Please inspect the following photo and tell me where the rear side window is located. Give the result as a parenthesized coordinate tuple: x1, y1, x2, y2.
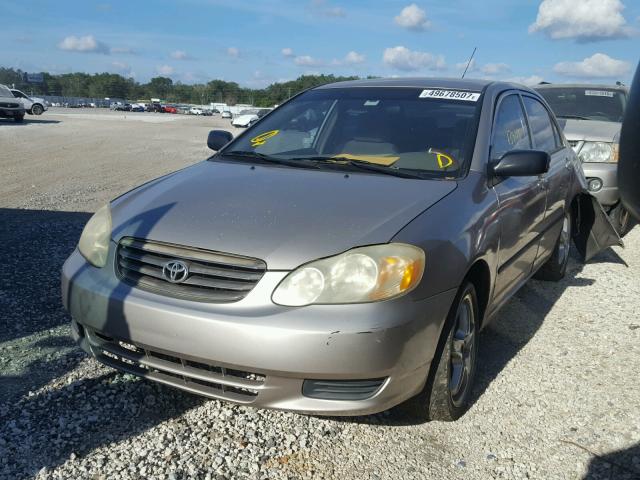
(522, 96, 557, 153)
(491, 94, 531, 159)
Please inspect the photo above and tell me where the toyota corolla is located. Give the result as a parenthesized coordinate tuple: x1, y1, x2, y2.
(62, 78, 619, 421)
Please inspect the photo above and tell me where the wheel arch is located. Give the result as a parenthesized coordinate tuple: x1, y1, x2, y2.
(461, 258, 491, 329)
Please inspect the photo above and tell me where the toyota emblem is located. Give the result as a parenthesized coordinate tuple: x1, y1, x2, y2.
(162, 260, 189, 283)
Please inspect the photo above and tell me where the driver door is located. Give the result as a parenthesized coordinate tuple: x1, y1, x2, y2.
(490, 93, 548, 305)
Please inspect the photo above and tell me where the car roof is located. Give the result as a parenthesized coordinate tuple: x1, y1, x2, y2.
(535, 83, 628, 92)
(314, 77, 522, 92)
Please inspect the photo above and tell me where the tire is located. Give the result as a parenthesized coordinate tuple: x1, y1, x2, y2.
(31, 104, 44, 115)
(609, 202, 634, 238)
(401, 282, 479, 422)
(534, 210, 571, 281)
(14, 114, 24, 123)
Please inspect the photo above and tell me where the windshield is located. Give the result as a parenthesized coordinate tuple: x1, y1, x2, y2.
(220, 87, 482, 178)
(537, 87, 627, 123)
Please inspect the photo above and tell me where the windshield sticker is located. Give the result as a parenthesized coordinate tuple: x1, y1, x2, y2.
(364, 100, 380, 106)
(419, 89, 480, 102)
(250, 130, 279, 147)
(428, 149, 455, 169)
(585, 90, 614, 97)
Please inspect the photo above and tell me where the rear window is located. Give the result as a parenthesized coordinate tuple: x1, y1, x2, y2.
(536, 87, 627, 123)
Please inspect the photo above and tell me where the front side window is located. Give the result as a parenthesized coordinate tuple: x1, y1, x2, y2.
(491, 94, 531, 159)
(522, 96, 557, 153)
(220, 87, 482, 178)
(536, 87, 627, 123)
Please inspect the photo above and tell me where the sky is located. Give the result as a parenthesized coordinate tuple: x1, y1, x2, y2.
(1, 0, 639, 88)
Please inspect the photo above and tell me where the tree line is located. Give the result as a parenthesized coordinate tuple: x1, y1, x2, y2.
(0, 67, 361, 107)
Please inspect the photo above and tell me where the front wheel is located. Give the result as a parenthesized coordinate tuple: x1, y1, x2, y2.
(31, 104, 44, 115)
(402, 282, 479, 422)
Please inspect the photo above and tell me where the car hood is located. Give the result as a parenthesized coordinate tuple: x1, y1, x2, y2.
(557, 118, 621, 143)
(110, 161, 456, 269)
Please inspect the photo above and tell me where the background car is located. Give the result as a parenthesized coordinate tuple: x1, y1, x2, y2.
(10, 88, 48, 115)
(189, 107, 203, 115)
(163, 105, 178, 114)
(221, 110, 232, 119)
(536, 83, 634, 236)
(130, 104, 145, 112)
(231, 109, 259, 127)
(0, 83, 26, 122)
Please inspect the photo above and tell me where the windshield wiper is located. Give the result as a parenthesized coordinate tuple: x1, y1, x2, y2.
(220, 151, 320, 169)
(556, 114, 591, 120)
(293, 156, 426, 179)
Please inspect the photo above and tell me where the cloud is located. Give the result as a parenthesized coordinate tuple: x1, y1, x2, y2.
(553, 53, 631, 78)
(111, 61, 135, 77)
(311, 0, 346, 17)
(281, 47, 295, 57)
(394, 4, 431, 31)
(57, 35, 109, 54)
(110, 46, 135, 55)
(529, 0, 634, 42)
(343, 51, 365, 65)
(294, 55, 323, 67)
(455, 58, 477, 72)
(227, 47, 240, 58)
(170, 50, 191, 60)
(481, 63, 510, 75)
(382, 46, 444, 71)
(156, 64, 174, 75)
(506, 75, 544, 85)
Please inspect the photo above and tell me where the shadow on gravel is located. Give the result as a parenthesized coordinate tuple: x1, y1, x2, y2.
(583, 442, 640, 479)
(0, 118, 61, 125)
(1, 369, 204, 477)
(0, 208, 90, 343)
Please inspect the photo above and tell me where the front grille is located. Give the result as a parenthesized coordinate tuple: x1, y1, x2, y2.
(87, 329, 264, 402)
(0, 102, 20, 108)
(116, 237, 266, 302)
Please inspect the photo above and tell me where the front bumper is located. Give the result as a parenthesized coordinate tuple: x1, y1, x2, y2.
(582, 162, 619, 206)
(62, 246, 455, 415)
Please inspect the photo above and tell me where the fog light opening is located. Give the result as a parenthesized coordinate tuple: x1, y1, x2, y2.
(588, 178, 603, 192)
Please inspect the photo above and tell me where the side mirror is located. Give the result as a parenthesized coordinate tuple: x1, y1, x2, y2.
(491, 150, 550, 177)
(207, 130, 233, 151)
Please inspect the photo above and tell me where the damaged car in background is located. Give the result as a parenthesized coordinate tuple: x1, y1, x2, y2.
(536, 83, 635, 236)
(63, 78, 620, 421)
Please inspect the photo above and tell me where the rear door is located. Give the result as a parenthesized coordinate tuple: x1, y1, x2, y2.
(491, 93, 548, 305)
(521, 94, 572, 268)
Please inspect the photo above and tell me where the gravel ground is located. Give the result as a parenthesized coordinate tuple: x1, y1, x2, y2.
(1, 110, 639, 480)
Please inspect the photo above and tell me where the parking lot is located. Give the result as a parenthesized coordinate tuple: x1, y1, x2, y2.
(1, 109, 639, 479)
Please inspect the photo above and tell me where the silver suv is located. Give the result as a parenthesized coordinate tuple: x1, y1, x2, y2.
(0, 84, 26, 122)
(536, 83, 634, 236)
(10, 88, 48, 115)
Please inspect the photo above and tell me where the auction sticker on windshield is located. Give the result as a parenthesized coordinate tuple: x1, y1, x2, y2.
(419, 89, 480, 101)
(585, 90, 614, 97)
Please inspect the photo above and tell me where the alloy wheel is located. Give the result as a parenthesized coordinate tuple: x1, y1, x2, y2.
(449, 293, 476, 407)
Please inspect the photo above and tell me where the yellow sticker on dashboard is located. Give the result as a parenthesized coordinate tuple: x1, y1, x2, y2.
(436, 152, 454, 169)
(251, 130, 279, 147)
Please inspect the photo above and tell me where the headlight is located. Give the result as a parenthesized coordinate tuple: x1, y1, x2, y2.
(272, 244, 425, 306)
(578, 142, 618, 163)
(78, 204, 112, 267)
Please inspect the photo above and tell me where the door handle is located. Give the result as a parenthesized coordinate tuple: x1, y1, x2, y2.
(564, 158, 572, 170)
